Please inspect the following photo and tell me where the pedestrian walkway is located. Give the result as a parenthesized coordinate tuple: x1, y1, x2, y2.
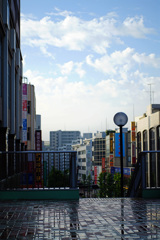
(0, 198, 160, 239)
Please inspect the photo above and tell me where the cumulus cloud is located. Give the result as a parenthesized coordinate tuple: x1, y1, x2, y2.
(86, 48, 160, 77)
(21, 12, 154, 55)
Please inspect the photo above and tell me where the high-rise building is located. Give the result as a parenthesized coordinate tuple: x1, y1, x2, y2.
(50, 130, 81, 150)
(0, 0, 23, 151)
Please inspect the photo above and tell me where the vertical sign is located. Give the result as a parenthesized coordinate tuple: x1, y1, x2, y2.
(131, 122, 136, 164)
(110, 133, 113, 154)
(102, 158, 105, 173)
(35, 130, 43, 187)
(109, 155, 114, 167)
(94, 166, 97, 184)
(115, 133, 125, 157)
(22, 83, 27, 145)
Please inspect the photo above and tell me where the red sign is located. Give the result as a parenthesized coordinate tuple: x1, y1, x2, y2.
(102, 158, 105, 173)
(35, 130, 43, 187)
(94, 166, 97, 184)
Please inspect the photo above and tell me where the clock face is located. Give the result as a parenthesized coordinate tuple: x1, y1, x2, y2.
(113, 112, 128, 126)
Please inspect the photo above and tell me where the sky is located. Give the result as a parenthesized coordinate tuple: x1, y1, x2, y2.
(21, 0, 160, 141)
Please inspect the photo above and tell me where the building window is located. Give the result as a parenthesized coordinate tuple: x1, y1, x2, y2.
(27, 101, 31, 114)
(143, 130, 148, 151)
(157, 126, 160, 187)
(8, 63, 11, 109)
(27, 127, 31, 141)
(137, 132, 141, 155)
(0, 37, 1, 97)
(149, 128, 156, 187)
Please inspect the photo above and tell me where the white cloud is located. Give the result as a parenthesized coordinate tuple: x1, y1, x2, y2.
(24, 69, 160, 140)
(57, 61, 86, 78)
(86, 48, 160, 78)
(21, 13, 154, 55)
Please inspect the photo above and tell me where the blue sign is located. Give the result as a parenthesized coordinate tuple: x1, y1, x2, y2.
(111, 167, 131, 176)
(115, 133, 125, 157)
(23, 119, 27, 130)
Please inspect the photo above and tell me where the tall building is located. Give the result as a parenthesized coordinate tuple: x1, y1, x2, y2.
(72, 139, 92, 181)
(36, 114, 41, 130)
(0, 0, 23, 151)
(136, 104, 160, 188)
(50, 130, 81, 150)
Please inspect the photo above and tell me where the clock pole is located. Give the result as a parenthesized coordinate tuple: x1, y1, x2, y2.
(113, 112, 128, 198)
(120, 125, 124, 197)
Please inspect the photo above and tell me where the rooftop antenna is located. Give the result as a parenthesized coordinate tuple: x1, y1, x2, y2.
(133, 104, 135, 121)
(147, 83, 154, 104)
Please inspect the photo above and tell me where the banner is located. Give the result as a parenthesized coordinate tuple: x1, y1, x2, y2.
(115, 133, 125, 157)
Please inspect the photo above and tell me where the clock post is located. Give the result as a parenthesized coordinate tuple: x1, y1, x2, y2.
(113, 112, 128, 197)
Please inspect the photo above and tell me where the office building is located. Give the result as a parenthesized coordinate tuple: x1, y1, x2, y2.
(0, 0, 23, 151)
(50, 130, 81, 150)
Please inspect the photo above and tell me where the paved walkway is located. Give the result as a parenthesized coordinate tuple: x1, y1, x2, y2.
(0, 198, 160, 239)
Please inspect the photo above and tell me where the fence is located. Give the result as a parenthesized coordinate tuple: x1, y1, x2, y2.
(0, 151, 77, 190)
(127, 150, 160, 197)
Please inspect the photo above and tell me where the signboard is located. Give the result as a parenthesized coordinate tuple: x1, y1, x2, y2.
(110, 133, 113, 153)
(22, 83, 27, 145)
(111, 167, 131, 176)
(35, 130, 43, 187)
(115, 133, 125, 157)
(102, 158, 105, 173)
(109, 155, 114, 167)
(131, 122, 136, 164)
(94, 166, 97, 184)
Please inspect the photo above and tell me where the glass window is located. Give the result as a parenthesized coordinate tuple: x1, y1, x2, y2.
(137, 132, 141, 154)
(149, 128, 156, 187)
(157, 126, 160, 187)
(0, 38, 1, 97)
(143, 130, 148, 151)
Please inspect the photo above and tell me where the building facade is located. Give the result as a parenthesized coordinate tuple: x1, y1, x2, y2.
(136, 104, 160, 188)
(50, 130, 81, 150)
(72, 139, 92, 181)
(0, 0, 23, 151)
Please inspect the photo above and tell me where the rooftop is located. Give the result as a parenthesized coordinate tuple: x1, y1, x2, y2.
(0, 198, 160, 239)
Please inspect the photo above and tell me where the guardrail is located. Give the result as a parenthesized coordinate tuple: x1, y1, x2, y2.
(127, 150, 160, 197)
(0, 151, 77, 190)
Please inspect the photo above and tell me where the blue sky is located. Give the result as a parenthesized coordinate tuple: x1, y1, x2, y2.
(21, 0, 160, 140)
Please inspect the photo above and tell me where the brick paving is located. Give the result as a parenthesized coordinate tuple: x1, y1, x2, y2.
(0, 198, 160, 239)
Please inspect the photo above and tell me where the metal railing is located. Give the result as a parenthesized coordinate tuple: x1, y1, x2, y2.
(127, 150, 160, 197)
(0, 151, 77, 190)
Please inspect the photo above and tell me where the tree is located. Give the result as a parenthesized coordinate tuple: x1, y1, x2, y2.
(48, 167, 69, 188)
(113, 173, 121, 197)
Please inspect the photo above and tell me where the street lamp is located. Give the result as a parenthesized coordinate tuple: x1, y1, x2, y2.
(113, 112, 128, 197)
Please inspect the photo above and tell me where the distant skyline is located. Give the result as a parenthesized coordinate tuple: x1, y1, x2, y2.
(21, 0, 160, 141)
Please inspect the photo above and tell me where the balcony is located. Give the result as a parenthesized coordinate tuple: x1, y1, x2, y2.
(0, 151, 79, 200)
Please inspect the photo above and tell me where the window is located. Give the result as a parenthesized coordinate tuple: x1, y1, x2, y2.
(0, 38, 1, 97)
(149, 128, 156, 187)
(27, 127, 31, 141)
(8, 63, 11, 109)
(27, 101, 31, 114)
(143, 130, 148, 151)
(137, 132, 141, 155)
(157, 126, 160, 187)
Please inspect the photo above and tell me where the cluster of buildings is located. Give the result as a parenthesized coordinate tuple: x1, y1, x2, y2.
(0, 0, 41, 152)
(1, 1, 160, 187)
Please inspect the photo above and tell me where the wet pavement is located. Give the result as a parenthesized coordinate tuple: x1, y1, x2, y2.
(0, 198, 160, 239)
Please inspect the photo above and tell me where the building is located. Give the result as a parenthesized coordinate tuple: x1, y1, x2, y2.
(105, 129, 133, 177)
(0, 0, 23, 151)
(136, 104, 160, 188)
(36, 115, 41, 130)
(22, 82, 36, 150)
(50, 130, 81, 150)
(72, 139, 92, 181)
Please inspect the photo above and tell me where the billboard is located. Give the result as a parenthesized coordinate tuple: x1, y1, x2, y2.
(22, 83, 27, 145)
(115, 133, 125, 157)
(35, 130, 43, 187)
(102, 158, 105, 173)
(131, 122, 136, 164)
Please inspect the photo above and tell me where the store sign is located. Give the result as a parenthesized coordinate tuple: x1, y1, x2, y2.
(22, 83, 27, 144)
(115, 133, 125, 157)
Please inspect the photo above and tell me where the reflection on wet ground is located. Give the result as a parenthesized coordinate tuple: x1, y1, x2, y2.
(0, 198, 160, 239)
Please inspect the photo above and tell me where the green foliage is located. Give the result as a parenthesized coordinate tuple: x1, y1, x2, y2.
(98, 172, 130, 198)
(48, 167, 69, 187)
(113, 173, 121, 197)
